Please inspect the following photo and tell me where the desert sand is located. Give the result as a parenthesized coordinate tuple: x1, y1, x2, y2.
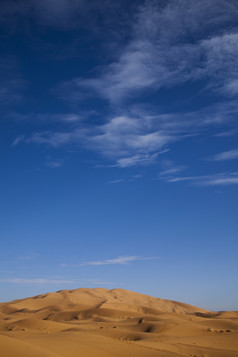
(0, 288, 237, 357)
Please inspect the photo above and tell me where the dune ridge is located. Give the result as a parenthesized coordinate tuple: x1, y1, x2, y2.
(0, 288, 237, 356)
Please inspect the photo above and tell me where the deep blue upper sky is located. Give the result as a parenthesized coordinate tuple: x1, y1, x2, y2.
(0, 0, 238, 310)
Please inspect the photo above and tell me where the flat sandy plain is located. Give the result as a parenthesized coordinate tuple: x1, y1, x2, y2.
(0, 288, 237, 357)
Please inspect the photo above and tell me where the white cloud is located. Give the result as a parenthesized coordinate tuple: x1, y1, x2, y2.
(215, 128, 238, 137)
(10, 112, 83, 123)
(108, 179, 125, 184)
(11, 2, 238, 169)
(45, 161, 63, 168)
(12, 135, 25, 146)
(212, 149, 238, 161)
(204, 177, 238, 185)
(0, 277, 112, 285)
(0, 278, 76, 284)
(200, 33, 238, 95)
(25, 115, 174, 166)
(80, 255, 158, 266)
(163, 172, 238, 186)
(88, 280, 112, 285)
(113, 153, 160, 168)
(22, 101, 238, 168)
(159, 165, 186, 176)
(26, 130, 83, 148)
(223, 79, 238, 96)
(85, 115, 175, 165)
(108, 174, 143, 184)
(39, 113, 83, 123)
(61, 2, 238, 103)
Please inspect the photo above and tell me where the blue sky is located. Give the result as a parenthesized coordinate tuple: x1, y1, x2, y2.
(0, 0, 238, 310)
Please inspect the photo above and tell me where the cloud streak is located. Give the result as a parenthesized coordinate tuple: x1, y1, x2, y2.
(24, 115, 177, 166)
(162, 172, 238, 186)
(159, 164, 186, 176)
(45, 161, 63, 168)
(21, 100, 238, 169)
(0, 278, 112, 285)
(7, 1, 238, 172)
(61, 1, 238, 103)
(12, 135, 25, 147)
(79, 255, 158, 266)
(0, 278, 76, 284)
(211, 149, 238, 161)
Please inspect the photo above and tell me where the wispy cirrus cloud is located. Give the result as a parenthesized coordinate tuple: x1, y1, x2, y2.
(79, 255, 158, 266)
(0, 278, 112, 285)
(10, 1, 238, 171)
(215, 128, 238, 137)
(113, 152, 166, 168)
(0, 278, 76, 284)
(10, 112, 83, 124)
(86, 116, 176, 164)
(159, 167, 186, 176)
(161, 172, 238, 186)
(64, 33, 238, 104)
(25, 130, 83, 148)
(108, 179, 125, 184)
(108, 173, 143, 184)
(60, 1, 238, 104)
(12, 135, 25, 147)
(23, 115, 176, 166)
(19, 100, 238, 168)
(210, 149, 238, 161)
(45, 161, 63, 168)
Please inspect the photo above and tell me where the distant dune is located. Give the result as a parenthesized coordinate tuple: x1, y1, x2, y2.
(0, 288, 237, 357)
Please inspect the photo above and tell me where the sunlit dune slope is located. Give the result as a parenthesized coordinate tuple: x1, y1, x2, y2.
(0, 288, 237, 357)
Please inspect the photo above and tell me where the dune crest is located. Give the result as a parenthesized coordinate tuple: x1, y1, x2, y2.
(0, 288, 237, 357)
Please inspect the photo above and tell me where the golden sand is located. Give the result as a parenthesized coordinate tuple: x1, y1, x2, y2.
(0, 288, 237, 356)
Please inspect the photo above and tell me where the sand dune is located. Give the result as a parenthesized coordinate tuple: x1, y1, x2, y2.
(0, 288, 237, 357)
